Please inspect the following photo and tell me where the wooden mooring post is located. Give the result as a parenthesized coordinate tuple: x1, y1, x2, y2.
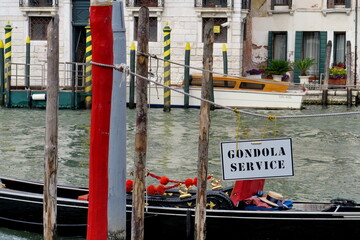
(346, 41, 352, 107)
(195, 18, 214, 240)
(43, 14, 59, 240)
(322, 40, 332, 106)
(132, 6, 149, 240)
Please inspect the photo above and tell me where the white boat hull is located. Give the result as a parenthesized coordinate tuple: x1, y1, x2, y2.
(128, 85, 306, 110)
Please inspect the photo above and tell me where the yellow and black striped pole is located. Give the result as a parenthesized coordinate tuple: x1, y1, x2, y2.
(4, 21, 13, 108)
(163, 22, 172, 112)
(129, 42, 136, 109)
(0, 40, 4, 106)
(85, 23, 92, 109)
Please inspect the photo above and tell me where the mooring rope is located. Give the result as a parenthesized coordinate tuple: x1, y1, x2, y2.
(90, 60, 360, 119)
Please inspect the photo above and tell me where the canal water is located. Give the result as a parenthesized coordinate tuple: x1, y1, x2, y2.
(1, 105, 360, 238)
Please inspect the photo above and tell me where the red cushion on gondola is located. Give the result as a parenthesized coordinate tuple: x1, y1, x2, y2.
(78, 194, 89, 201)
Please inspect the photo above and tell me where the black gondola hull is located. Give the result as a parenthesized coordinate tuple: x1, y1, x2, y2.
(0, 177, 360, 239)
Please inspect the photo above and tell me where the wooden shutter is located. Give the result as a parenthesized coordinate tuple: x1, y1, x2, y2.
(294, 31, 303, 83)
(268, 31, 273, 64)
(319, 31, 328, 77)
(345, 0, 350, 8)
(327, 0, 334, 8)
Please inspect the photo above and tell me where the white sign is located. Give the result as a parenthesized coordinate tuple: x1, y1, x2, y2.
(220, 138, 293, 181)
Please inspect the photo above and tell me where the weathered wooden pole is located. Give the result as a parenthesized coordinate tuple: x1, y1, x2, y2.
(87, 0, 113, 239)
(85, 22, 92, 109)
(129, 42, 136, 109)
(132, 6, 149, 240)
(322, 40, 332, 106)
(194, 18, 214, 240)
(0, 40, 4, 106)
(107, 1, 126, 239)
(163, 22, 172, 112)
(346, 41, 352, 107)
(184, 42, 190, 108)
(25, 36, 30, 89)
(43, 14, 59, 240)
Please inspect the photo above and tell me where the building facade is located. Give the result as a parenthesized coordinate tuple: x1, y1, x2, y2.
(243, 0, 356, 83)
(0, 0, 358, 86)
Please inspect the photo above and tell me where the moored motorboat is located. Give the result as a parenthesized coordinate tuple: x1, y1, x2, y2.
(128, 74, 307, 110)
(0, 176, 359, 239)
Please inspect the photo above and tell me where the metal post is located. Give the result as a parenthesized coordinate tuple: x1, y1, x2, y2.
(0, 40, 4, 106)
(87, 0, 113, 239)
(184, 42, 190, 108)
(85, 22, 92, 109)
(108, 1, 126, 239)
(222, 44, 228, 75)
(4, 21, 13, 108)
(163, 22, 172, 112)
(129, 42, 136, 109)
(44, 14, 59, 240)
(25, 36, 30, 89)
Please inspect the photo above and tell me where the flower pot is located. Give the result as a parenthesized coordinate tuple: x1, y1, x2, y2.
(272, 75, 283, 81)
(247, 74, 262, 79)
(299, 76, 310, 84)
(328, 78, 346, 86)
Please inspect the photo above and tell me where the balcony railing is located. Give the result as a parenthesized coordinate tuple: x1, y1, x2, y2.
(274, 0, 290, 6)
(195, 0, 233, 8)
(126, 0, 164, 7)
(271, 0, 292, 9)
(327, 0, 350, 8)
(19, 0, 58, 7)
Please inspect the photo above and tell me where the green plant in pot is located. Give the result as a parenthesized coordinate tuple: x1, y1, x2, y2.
(294, 58, 316, 84)
(265, 59, 292, 81)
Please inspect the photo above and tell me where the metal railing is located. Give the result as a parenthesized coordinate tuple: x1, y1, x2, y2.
(10, 62, 86, 90)
(19, 0, 58, 7)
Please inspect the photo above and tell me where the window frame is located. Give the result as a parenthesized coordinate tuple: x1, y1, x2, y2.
(133, 16, 158, 42)
(272, 32, 288, 61)
(29, 16, 52, 41)
(334, 32, 346, 64)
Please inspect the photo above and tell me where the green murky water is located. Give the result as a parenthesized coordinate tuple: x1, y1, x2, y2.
(1, 105, 360, 238)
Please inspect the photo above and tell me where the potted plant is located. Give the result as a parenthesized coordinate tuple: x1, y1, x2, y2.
(246, 68, 265, 78)
(332, 62, 345, 69)
(294, 58, 316, 84)
(265, 59, 292, 81)
(329, 68, 347, 86)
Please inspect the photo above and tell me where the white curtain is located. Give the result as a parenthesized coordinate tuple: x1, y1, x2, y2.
(335, 33, 345, 63)
(273, 33, 287, 60)
(303, 32, 319, 76)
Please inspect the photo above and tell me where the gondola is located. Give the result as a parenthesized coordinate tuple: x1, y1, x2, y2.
(0, 176, 359, 240)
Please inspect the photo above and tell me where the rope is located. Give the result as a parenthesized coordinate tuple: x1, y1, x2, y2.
(90, 60, 360, 120)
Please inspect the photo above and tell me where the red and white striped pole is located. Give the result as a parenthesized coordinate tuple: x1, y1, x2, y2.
(87, 0, 113, 239)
